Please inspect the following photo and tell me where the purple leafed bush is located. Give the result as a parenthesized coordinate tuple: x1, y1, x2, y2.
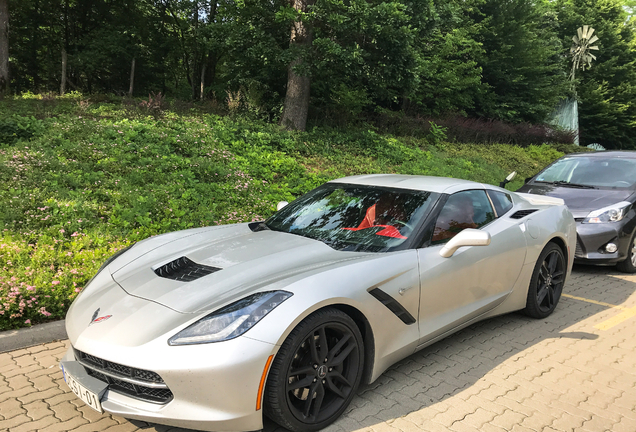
(372, 114, 575, 146)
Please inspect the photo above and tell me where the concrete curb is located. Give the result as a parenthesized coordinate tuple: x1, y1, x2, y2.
(0, 320, 67, 353)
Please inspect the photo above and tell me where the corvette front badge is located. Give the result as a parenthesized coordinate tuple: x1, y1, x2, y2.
(89, 308, 112, 325)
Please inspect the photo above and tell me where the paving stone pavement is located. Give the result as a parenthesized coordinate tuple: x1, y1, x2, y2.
(1, 265, 635, 432)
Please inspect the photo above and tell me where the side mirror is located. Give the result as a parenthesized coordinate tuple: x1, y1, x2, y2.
(499, 171, 517, 189)
(524, 177, 532, 184)
(276, 201, 289, 211)
(439, 229, 491, 258)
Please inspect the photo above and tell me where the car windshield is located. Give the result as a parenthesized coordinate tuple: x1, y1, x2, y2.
(534, 156, 636, 188)
(266, 184, 438, 252)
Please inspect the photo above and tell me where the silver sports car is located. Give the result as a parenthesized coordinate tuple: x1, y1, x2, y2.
(60, 175, 576, 432)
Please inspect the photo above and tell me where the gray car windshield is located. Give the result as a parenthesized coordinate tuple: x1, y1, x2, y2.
(535, 156, 636, 188)
(266, 184, 438, 252)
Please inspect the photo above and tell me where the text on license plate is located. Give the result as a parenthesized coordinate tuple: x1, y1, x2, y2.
(62, 366, 103, 413)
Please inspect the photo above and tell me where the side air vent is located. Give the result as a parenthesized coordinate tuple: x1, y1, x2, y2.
(154, 256, 221, 282)
(369, 288, 416, 325)
(510, 209, 538, 219)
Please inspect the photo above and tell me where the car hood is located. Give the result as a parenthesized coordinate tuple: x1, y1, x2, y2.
(517, 184, 635, 218)
(109, 224, 366, 314)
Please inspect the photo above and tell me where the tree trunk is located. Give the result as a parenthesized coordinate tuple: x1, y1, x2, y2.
(0, 0, 9, 100)
(60, 48, 67, 95)
(280, 0, 315, 131)
(128, 57, 136, 97)
(200, 63, 206, 101)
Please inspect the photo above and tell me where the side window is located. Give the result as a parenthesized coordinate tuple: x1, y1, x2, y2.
(488, 190, 513, 217)
(431, 190, 495, 244)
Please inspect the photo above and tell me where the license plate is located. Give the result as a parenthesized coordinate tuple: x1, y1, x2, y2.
(62, 365, 103, 413)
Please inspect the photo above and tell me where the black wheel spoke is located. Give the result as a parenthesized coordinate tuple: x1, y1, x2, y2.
(547, 285, 554, 306)
(310, 383, 326, 419)
(331, 342, 356, 366)
(547, 252, 558, 273)
(325, 376, 346, 399)
(309, 331, 321, 364)
(537, 283, 549, 305)
(327, 333, 351, 363)
(287, 376, 315, 391)
(290, 365, 315, 376)
(303, 382, 319, 418)
(318, 326, 329, 362)
(330, 370, 352, 387)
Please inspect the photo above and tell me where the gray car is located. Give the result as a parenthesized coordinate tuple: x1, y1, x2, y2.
(517, 151, 636, 272)
(60, 175, 575, 432)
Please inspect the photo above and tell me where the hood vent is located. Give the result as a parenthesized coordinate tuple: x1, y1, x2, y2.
(510, 209, 538, 219)
(154, 257, 221, 282)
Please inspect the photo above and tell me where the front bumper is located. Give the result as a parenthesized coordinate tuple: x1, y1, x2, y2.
(60, 335, 278, 432)
(573, 220, 634, 265)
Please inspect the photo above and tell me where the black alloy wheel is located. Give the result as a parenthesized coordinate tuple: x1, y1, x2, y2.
(524, 243, 565, 319)
(264, 309, 364, 432)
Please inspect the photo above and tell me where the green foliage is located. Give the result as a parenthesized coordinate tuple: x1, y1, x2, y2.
(427, 121, 448, 146)
(0, 98, 566, 330)
(0, 116, 45, 147)
(471, 0, 570, 123)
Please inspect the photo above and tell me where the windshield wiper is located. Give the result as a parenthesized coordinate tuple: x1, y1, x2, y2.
(535, 180, 596, 189)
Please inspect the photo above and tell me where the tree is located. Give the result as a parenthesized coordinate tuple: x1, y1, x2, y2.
(469, 0, 570, 123)
(280, 0, 315, 131)
(0, 0, 8, 98)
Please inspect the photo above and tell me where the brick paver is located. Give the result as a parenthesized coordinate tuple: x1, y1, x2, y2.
(1, 265, 635, 432)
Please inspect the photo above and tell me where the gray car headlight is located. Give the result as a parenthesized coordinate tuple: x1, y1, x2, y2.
(168, 291, 293, 345)
(582, 202, 631, 224)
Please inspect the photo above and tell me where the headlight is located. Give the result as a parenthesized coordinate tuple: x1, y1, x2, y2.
(582, 202, 631, 223)
(168, 291, 293, 345)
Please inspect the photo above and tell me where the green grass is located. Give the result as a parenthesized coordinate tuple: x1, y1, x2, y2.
(0, 94, 568, 330)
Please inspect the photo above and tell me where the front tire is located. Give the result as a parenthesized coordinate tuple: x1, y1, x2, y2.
(616, 233, 636, 273)
(523, 242, 565, 319)
(264, 308, 364, 432)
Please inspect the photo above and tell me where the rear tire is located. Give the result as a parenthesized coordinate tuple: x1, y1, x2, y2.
(264, 308, 364, 432)
(523, 243, 565, 319)
(616, 233, 636, 273)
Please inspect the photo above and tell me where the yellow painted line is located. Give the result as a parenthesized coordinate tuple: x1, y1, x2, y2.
(561, 294, 627, 310)
(561, 294, 636, 330)
(595, 308, 636, 331)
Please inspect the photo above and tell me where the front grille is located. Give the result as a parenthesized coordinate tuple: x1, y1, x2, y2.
(510, 209, 538, 219)
(575, 237, 585, 257)
(154, 256, 221, 282)
(75, 349, 173, 404)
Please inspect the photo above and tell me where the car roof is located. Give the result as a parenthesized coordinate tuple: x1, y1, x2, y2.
(329, 174, 490, 194)
(566, 150, 636, 159)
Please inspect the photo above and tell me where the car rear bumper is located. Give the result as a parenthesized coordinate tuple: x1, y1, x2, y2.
(60, 335, 278, 432)
(573, 220, 633, 265)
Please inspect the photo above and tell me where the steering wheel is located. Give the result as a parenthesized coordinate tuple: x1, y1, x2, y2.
(392, 220, 413, 230)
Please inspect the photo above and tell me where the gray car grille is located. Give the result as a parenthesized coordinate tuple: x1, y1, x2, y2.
(74, 349, 173, 404)
(575, 236, 585, 257)
(154, 256, 221, 282)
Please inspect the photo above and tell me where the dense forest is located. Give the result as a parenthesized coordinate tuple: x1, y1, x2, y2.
(1, 0, 636, 148)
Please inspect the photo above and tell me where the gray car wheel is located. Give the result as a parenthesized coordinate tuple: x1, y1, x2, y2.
(616, 232, 636, 273)
(264, 308, 364, 432)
